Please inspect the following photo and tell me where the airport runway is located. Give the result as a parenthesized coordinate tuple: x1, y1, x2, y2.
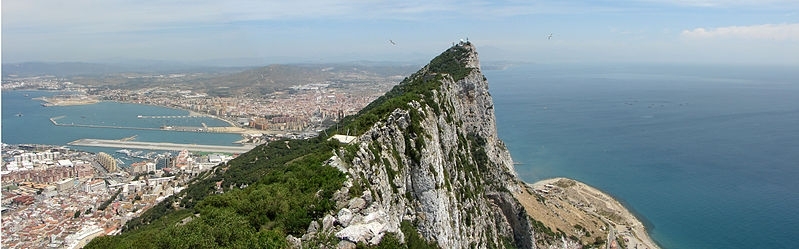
(68, 139, 256, 154)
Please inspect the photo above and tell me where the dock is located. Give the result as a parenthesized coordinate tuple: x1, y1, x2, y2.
(68, 139, 256, 154)
(137, 115, 206, 119)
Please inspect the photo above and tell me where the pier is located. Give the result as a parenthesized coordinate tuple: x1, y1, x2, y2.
(68, 139, 256, 154)
(137, 115, 206, 119)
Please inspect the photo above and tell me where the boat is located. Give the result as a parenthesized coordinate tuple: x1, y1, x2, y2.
(16, 113, 23, 117)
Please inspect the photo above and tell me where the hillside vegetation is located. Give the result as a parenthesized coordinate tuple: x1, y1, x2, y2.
(86, 45, 474, 249)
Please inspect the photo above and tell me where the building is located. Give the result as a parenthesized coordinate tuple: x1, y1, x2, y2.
(130, 161, 156, 175)
(65, 225, 105, 249)
(96, 152, 117, 172)
(172, 150, 193, 170)
(57, 159, 74, 167)
(85, 179, 107, 193)
(56, 178, 77, 192)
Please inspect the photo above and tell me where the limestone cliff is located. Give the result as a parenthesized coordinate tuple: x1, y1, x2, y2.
(85, 42, 657, 249)
(302, 42, 535, 249)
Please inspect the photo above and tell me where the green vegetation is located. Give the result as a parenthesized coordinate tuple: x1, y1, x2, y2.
(574, 224, 591, 237)
(530, 217, 556, 238)
(86, 138, 346, 249)
(87, 44, 476, 248)
(467, 133, 490, 175)
(98, 188, 122, 211)
(333, 44, 473, 137)
(427, 44, 474, 82)
(501, 237, 519, 249)
(400, 221, 440, 249)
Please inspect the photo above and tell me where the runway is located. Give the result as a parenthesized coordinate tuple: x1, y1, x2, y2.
(68, 139, 256, 154)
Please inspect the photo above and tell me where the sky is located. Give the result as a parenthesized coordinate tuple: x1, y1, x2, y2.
(2, 0, 799, 65)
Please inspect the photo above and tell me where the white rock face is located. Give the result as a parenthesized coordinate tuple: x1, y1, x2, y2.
(337, 208, 354, 227)
(307, 43, 535, 249)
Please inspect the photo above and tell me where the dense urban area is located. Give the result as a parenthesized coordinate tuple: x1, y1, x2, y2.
(1, 67, 407, 248)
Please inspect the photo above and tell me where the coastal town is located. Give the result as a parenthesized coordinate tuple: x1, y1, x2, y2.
(1, 69, 406, 248)
(1, 144, 235, 248)
(2, 68, 406, 136)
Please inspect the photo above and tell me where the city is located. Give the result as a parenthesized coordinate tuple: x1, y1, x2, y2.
(3, 68, 407, 136)
(1, 68, 407, 248)
(1, 143, 237, 248)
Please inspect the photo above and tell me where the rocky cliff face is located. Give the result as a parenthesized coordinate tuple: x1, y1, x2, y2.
(305, 42, 535, 249)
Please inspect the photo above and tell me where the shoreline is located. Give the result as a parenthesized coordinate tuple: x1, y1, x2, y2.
(24, 89, 305, 135)
(520, 177, 661, 249)
(29, 91, 262, 135)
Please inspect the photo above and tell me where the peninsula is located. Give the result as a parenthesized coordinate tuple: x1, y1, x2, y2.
(86, 42, 658, 249)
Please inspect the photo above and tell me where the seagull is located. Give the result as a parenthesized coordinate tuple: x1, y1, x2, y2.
(389, 39, 396, 46)
(547, 33, 553, 40)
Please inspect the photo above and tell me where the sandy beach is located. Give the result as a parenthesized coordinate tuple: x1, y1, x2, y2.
(514, 177, 660, 249)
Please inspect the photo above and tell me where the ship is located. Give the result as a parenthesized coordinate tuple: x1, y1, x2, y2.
(115, 149, 132, 156)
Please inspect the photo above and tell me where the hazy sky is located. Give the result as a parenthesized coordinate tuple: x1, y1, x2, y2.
(3, 0, 798, 65)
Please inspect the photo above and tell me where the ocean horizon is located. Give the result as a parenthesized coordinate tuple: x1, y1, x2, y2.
(3, 63, 798, 248)
(487, 63, 799, 249)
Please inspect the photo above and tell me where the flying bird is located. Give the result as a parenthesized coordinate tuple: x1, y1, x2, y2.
(389, 40, 396, 46)
(547, 33, 553, 40)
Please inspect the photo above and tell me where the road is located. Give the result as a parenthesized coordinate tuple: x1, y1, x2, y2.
(68, 139, 256, 154)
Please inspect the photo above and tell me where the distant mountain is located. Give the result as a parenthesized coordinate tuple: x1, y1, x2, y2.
(2, 60, 419, 96)
(2, 62, 127, 77)
(197, 63, 419, 96)
(0, 61, 232, 77)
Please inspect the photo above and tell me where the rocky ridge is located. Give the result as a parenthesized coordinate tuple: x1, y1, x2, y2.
(298, 42, 536, 248)
(83, 42, 659, 249)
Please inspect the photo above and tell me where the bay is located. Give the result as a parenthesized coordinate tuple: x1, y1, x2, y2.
(1, 90, 243, 162)
(4, 63, 799, 248)
(486, 63, 799, 249)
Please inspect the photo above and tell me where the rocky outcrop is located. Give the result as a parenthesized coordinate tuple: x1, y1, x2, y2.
(301, 42, 535, 249)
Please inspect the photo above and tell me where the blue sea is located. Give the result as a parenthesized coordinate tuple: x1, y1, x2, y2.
(3, 64, 798, 248)
(486, 63, 799, 249)
(1, 91, 243, 162)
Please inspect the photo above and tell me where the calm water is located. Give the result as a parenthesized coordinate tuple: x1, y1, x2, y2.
(1, 90, 242, 159)
(3, 64, 798, 248)
(486, 64, 799, 249)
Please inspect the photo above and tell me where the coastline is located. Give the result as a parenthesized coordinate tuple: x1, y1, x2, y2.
(27, 90, 262, 135)
(514, 177, 661, 249)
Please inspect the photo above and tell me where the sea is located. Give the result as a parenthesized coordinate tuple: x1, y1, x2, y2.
(486, 63, 799, 249)
(2, 63, 798, 248)
(1, 91, 243, 165)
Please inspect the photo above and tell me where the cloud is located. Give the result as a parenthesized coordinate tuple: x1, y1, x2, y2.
(680, 23, 799, 41)
(643, 0, 799, 7)
(0, 0, 634, 36)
